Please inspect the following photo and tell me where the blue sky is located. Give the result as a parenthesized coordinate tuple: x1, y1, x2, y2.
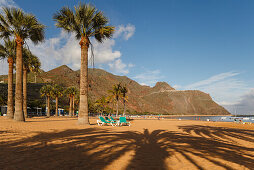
(1, 0, 254, 114)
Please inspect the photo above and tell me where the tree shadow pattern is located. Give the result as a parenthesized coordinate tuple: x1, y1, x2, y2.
(0, 125, 254, 170)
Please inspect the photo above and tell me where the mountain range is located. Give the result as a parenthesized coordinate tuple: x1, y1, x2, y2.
(0, 65, 230, 115)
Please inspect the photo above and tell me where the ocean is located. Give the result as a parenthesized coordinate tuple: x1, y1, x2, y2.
(165, 115, 254, 123)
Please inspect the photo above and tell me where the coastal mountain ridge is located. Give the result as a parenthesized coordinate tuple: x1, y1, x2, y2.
(0, 65, 230, 115)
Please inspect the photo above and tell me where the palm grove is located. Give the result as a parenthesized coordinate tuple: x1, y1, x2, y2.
(0, 3, 116, 124)
(39, 83, 128, 117)
(95, 83, 128, 116)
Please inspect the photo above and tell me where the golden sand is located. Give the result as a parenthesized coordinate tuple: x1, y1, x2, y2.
(0, 117, 253, 170)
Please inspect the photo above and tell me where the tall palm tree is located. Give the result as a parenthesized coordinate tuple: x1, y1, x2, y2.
(108, 83, 122, 117)
(23, 48, 41, 118)
(0, 38, 15, 119)
(0, 7, 45, 121)
(40, 85, 53, 117)
(53, 3, 115, 125)
(51, 84, 64, 117)
(121, 85, 128, 116)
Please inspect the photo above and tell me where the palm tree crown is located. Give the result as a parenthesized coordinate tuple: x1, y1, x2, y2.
(53, 3, 114, 42)
(0, 38, 16, 60)
(121, 85, 128, 99)
(110, 83, 122, 101)
(51, 84, 64, 98)
(64, 87, 78, 97)
(23, 48, 41, 72)
(0, 7, 45, 43)
(40, 85, 53, 97)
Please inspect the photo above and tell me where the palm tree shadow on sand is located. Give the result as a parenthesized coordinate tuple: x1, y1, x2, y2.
(0, 125, 254, 169)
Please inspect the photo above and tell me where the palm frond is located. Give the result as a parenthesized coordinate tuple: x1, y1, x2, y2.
(53, 7, 75, 31)
(51, 84, 64, 98)
(94, 26, 115, 42)
(0, 12, 12, 39)
(54, 3, 115, 43)
(0, 38, 15, 60)
(0, 13, 9, 28)
(0, 44, 6, 60)
(23, 48, 41, 72)
(40, 85, 53, 97)
(0, 7, 45, 43)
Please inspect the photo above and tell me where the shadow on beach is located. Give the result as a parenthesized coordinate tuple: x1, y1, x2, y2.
(0, 125, 254, 170)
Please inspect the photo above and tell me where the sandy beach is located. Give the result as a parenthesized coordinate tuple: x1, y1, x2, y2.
(0, 117, 254, 170)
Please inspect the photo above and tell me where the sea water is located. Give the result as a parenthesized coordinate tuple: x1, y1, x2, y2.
(166, 115, 254, 123)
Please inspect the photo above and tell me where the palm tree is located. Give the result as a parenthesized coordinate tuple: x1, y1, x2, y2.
(71, 87, 78, 116)
(106, 95, 116, 115)
(108, 83, 122, 117)
(0, 38, 15, 119)
(95, 96, 109, 114)
(53, 3, 115, 125)
(51, 84, 64, 116)
(121, 85, 128, 116)
(23, 48, 41, 118)
(64, 88, 72, 117)
(64, 87, 77, 117)
(0, 7, 45, 121)
(40, 85, 53, 117)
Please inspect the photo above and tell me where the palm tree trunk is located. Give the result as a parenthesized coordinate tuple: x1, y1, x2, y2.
(14, 36, 24, 121)
(116, 100, 119, 117)
(78, 36, 89, 125)
(112, 102, 115, 115)
(123, 99, 126, 116)
(72, 95, 75, 116)
(7, 57, 14, 119)
(47, 96, 50, 117)
(55, 97, 58, 116)
(23, 67, 28, 118)
(69, 96, 73, 117)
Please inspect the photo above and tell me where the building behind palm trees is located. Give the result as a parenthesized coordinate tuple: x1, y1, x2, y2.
(0, 106, 7, 116)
